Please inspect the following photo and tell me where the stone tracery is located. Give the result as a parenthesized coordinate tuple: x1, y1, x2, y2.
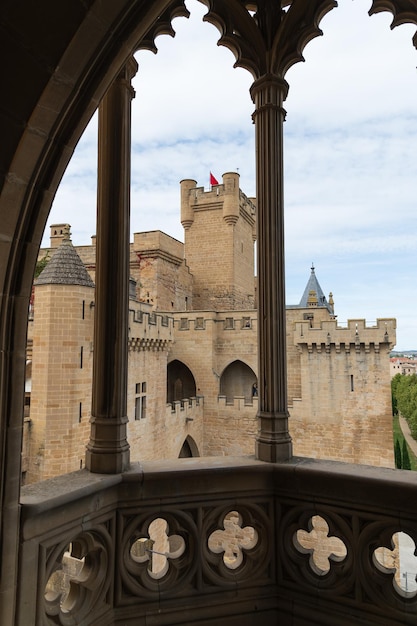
(3, 0, 417, 624)
(136, 2, 191, 54)
(198, 0, 338, 78)
(369, 0, 417, 48)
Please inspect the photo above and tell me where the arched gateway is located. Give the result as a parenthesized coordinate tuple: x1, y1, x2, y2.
(0, 2, 416, 625)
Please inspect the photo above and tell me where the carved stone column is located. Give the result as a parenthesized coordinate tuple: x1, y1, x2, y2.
(86, 57, 138, 473)
(201, 0, 337, 462)
(251, 74, 292, 462)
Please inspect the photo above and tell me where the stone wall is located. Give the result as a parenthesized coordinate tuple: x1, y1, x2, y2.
(27, 285, 395, 483)
(127, 323, 204, 461)
(29, 203, 396, 479)
(26, 295, 206, 482)
(41, 227, 194, 313)
(289, 318, 396, 467)
(130, 230, 193, 311)
(168, 311, 258, 457)
(169, 312, 395, 467)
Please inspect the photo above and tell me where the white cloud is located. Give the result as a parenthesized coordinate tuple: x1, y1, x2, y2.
(46, 0, 417, 349)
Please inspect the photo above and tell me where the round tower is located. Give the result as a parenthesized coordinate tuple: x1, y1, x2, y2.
(180, 179, 197, 230)
(29, 235, 95, 483)
(222, 172, 240, 225)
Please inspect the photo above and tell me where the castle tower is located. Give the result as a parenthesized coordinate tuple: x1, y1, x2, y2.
(49, 222, 72, 248)
(298, 263, 333, 313)
(28, 232, 95, 483)
(180, 173, 256, 311)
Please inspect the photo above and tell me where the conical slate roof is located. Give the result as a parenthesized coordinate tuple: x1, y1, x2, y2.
(35, 238, 94, 287)
(298, 264, 331, 311)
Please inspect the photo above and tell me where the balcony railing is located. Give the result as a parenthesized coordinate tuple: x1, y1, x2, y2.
(19, 457, 417, 625)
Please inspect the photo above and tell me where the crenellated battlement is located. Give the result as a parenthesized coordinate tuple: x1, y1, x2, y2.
(180, 174, 256, 311)
(217, 395, 258, 410)
(128, 305, 174, 350)
(172, 311, 257, 332)
(180, 173, 256, 230)
(167, 396, 204, 417)
(294, 318, 396, 353)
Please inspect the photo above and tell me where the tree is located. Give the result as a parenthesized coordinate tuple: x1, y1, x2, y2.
(402, 439, 411, 470)
(392, 374, 417, 439)
(34, 253, 49, 278)
(391, 373, 402, 416)
(394, 438, 402, 469)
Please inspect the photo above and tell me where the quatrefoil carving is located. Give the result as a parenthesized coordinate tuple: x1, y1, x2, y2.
(44, 530, 110, 623)
(374, 531, 417, 596)
(45, 544, 85, 610)
(130, 517, 185, 579)
(295, 515, 347, 575)
(208, 510, 258, 569)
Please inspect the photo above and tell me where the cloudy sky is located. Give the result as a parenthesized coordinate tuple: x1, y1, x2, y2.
(45, 0, 417, 350)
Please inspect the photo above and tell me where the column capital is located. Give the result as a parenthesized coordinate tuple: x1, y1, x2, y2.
(250, 73, 289, 100)
(117, 56, 138, 99)
(250, 73, 289, 121)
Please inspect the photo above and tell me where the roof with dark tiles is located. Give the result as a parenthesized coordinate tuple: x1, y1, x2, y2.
(35, 237, 94, 288)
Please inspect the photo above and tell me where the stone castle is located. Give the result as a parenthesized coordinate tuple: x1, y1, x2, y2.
(25, 173, 396, 483)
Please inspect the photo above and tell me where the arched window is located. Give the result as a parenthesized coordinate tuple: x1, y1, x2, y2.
(220, 360, 257, 403)
(178, 436, 200, 458)
(167, 360, 196, 404)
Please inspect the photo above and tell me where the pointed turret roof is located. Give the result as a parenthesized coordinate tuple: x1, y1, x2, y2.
(35, 232, 94, 288)
(298, 264, 332, 312)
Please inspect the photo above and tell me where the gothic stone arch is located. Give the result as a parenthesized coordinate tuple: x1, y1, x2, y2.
(167, 360, 197, 404)
(0, 2, 416, 624)
(220, 360, 257, 403)
(179, 435, 200, 458)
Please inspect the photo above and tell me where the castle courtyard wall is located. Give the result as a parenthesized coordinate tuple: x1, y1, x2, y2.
(168, 311, 396, 467)
(289, 318, 396, 467)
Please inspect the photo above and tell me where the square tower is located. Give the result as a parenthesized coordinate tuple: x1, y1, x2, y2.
(180, 173, 256, 311)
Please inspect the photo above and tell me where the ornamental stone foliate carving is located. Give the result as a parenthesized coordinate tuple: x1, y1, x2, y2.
(136, 2, 190, 53)
(198, 0, 338, 79)
(369, 0, 417, 50)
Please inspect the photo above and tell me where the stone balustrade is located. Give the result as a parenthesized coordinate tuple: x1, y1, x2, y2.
(19, 457, 417, 626)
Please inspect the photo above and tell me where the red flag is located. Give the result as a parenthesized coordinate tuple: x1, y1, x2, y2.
(210, 172, 219, 186)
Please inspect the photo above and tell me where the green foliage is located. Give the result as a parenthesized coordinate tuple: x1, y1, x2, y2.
(391, 373, 417, 438)
(394, 438, 402, 469)
(34, 253, 49, 278)
(392, 415, 417, 472)
(391, 392, 398, 416)
(391, 373, 402, 416)
(402, 438, 411, 470)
